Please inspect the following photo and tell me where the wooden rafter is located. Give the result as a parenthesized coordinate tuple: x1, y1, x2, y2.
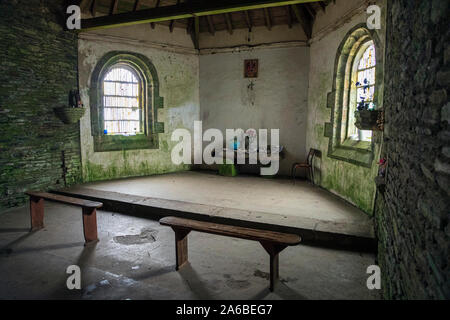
(90, 0, 97, 17)
(318, 1, 326, 12)
(244, 11, 252, 31)
(151, 0, 161, 29)
(291, 4, 312, 39)
(303, 3, 316, 19)
(206, 15, 215, 35)
(133, 0, 140, 11)
(80, 0, 93, 11)
(109, 0, 119, 16)
(80, 0, 324, 31)
(169, 0, 180, 32)
(224, 13, 233, 35)
(263, 8, 272, 30)
(286, 5, 292, 28)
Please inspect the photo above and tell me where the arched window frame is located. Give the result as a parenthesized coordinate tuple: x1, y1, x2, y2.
(90, 52, 164, 152)
(324, 25, 384, 167)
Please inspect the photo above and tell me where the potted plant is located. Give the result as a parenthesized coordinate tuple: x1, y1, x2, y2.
(354, 79, 383, 131)
(54, 90, 85, 124)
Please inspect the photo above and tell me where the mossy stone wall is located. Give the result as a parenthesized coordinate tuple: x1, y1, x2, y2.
(0, 0, 81, 210)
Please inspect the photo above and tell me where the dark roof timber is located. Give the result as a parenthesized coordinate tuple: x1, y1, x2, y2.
(79, 0, 327, 32)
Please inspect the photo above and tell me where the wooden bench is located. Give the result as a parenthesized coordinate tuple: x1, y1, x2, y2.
(160, 216, 301, 291)
(26, 191, 103, 245)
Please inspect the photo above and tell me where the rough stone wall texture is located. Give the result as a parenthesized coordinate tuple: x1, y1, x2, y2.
(0, 0, 81, 210)
(377, 0, 450, 299)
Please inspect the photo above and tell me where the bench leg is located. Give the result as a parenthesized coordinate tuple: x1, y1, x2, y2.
(82, 207, 99, 245)
(30, 196, 44, 231)
(260, 242, 287, 292)
(172, 228, 190, 270)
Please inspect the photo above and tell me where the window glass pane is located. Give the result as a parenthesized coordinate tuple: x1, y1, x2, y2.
(358, 44, 376, 69)
(104, 108, 140, 121)
(357, 86, 375, 102)
(357, 67, 375, 86)
(102, 66, 141, 135)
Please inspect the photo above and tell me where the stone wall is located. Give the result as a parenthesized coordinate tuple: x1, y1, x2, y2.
(0, 0, 81, 210)
(376, 0, 450, 299)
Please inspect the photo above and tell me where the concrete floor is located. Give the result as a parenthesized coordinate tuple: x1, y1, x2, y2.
(64, 171, 374, 241)
(0, 202, 380, 300)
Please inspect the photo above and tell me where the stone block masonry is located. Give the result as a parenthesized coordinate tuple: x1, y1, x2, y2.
(376, 0, 449, 299)
(0, 0, 81, 210)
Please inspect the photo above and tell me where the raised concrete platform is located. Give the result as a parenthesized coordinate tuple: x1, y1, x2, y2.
(53, 171, 375, 251)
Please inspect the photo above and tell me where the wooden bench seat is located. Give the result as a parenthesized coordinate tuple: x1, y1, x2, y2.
(160, 216, 301, 291)
(26, 191, 103, 245)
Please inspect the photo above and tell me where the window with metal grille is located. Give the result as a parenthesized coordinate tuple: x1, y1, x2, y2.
(102, 65, 142, 135)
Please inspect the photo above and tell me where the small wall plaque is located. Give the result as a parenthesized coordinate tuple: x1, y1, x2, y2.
(244, 59, 258, 78)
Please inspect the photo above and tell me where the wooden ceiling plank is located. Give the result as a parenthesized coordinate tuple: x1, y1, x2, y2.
(80, 0, 324, 31)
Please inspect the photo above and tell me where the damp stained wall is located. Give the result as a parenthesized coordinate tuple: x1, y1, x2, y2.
(305, 0, 386, 214)
(199, 43, 310, 175)
(78, 25, 200, 182)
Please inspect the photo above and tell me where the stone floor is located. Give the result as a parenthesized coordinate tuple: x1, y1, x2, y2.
(0, 202, 380, 300)
(60, 171, 374, 240)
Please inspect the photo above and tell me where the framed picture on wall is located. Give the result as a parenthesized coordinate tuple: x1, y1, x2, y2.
(244, 59, 258, 78)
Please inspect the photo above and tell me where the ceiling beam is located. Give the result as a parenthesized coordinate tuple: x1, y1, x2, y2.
(224, 13, 233, 35)
(291, 4, 312, 39)
(150, 0, 161, 29)
(263, 8, 272, 30)
(206, 15, 215, 35)
(244, 11, 252, 31)
(80, 0, 323, 31)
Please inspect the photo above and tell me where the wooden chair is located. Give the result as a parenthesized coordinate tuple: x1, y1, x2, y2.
(291, 148, 316, 184)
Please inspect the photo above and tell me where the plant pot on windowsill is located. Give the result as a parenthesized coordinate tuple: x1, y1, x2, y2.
(355, 109, 382, 131)
(54, 107, 85, 124)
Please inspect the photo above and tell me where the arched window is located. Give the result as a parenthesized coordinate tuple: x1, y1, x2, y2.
(324, 26, 383, 167)
(347, 42, 376, 142)
(102, 65, 142, 135)
(90, 52, 165, 152)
